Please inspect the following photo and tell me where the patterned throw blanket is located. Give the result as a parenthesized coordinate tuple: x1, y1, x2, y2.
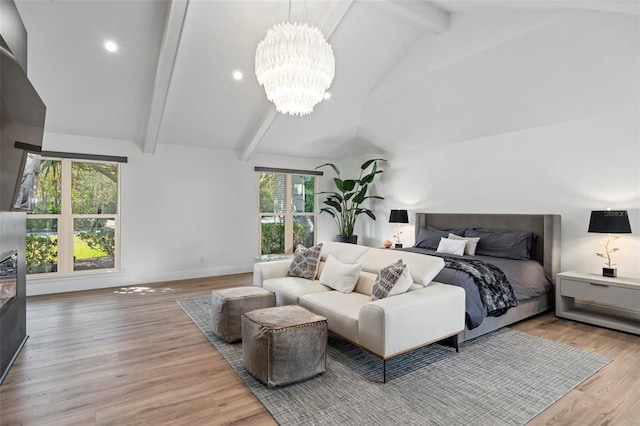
(443, 257, 518, 317)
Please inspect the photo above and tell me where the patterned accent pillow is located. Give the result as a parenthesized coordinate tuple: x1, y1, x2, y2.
(371, 259, 412, 301)
(287, 243, 323, 279)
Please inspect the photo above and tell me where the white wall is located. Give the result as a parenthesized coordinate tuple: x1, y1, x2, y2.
(358, 8, 640, 278)
(372, 106, 640, 278)
(27, 133, 336, 295)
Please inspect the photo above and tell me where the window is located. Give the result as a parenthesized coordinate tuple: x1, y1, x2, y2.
(26, 158, 120, 274)
(259, 171, 318, 255)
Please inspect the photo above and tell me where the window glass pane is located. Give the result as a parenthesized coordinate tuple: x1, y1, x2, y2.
(71, 162, 118, 214)
(33, 159, 62, 214)
(26, 218, 58, 274)
(259, 173, 285, 213)
(293, 215, 314, 248)
(74, 218, 115, 271)
(261, 215, 284, 255)
(291, 175, 314, 213)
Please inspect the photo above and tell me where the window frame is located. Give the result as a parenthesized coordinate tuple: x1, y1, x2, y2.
(259, 172, 318, 255)
(26, 157, 121, 275)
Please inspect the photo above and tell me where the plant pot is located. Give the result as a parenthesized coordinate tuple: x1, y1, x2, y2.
(336, 235, 358, 244)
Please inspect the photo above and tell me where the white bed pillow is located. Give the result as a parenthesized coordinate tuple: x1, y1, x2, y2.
(318, 254, 361, 293)
(449, 233, 480, 256)
(436, 237, 466, 256)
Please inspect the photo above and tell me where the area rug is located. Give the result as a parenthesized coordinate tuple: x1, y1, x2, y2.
(177, 295, 611, 426)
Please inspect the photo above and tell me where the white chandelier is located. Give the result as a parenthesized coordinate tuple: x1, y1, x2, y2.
(255, 21, 335, 116)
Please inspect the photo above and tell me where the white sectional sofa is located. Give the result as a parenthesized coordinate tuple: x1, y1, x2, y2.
(253, 242, 466, 373)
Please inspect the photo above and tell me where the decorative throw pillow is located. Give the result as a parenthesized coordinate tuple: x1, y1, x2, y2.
(415, 228, 449, 250)
(448, 233, 480, 256)
(287, 243, 323, 279)
(435, 237, 466, 256)
(464, 228, 536, 260)
(319, 255, 362, 293)
(371, 259, 414, 301)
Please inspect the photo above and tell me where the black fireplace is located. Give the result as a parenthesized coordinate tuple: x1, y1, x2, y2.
(0, 251, 18, 312)
(0, 213, 28, 385)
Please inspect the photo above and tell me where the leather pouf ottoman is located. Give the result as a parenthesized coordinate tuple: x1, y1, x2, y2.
(242, 305, 327, 388)
(210, 287, 276, 343)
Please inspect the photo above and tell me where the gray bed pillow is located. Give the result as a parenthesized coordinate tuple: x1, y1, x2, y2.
(463, 228, 536, 260)
(415, 226, 468, 250)
(415, 228, 448, 249)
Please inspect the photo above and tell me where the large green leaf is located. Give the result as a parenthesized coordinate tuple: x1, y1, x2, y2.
(320, 208, 336, 218)
(324, 199, 342, 212)
(360, 158, 386, 170)
(352, 184, 368, 204)
(325, 193, 343, 203)
(362, 170, 383, 185)
(316, 163, 340, 176)
(342, 179, 357, 191)
(334, 178, 344, 192)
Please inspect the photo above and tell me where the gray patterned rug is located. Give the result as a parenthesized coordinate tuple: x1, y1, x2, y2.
(177, 295, 611, 426)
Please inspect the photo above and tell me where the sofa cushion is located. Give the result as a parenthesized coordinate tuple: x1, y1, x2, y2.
(287, 243, 323, 279)
(357, 248, 445, 286)
(320, 241, 370, 264)
(299, 291, 372, 344)
(318, 254, 361, 293)
(353, 271, 378, 296)
(263, 277, 332, 306)
(371, 260, 413, 301)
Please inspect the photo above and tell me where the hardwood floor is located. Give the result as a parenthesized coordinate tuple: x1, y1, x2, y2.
(0, 274, 638, 425)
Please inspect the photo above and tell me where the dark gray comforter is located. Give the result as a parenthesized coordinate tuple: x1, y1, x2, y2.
(399, 247, 552, 329)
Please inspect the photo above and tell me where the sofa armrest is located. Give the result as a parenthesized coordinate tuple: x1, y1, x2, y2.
(253, 259, 293, 287)
(358, 283, 466, 358)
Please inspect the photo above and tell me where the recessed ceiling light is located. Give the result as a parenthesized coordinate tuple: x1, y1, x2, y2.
(104, 41, 118, 52)
(323, 92, 331, 100)
(233, 71, 243, 81)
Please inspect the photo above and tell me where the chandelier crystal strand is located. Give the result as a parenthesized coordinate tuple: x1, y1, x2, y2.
(255, 22, 335, 116)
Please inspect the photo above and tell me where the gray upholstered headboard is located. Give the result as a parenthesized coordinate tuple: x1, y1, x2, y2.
(414, 213, 561, 283)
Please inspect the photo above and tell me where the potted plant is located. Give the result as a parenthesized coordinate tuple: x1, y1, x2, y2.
(316, 159, 386, 244)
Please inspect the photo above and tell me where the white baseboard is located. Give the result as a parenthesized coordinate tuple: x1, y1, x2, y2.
(26, 263, 254, 296)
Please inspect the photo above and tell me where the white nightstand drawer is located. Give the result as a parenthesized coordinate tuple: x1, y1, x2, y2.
(561, 278, 640, 312)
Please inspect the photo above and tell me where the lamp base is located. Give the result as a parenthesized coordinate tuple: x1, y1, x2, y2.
(394, 243, 403, 248)
(602, 267, 617, 278)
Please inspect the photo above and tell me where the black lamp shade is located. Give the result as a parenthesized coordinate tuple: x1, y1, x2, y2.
(389, 209, 409, 224)
(588, 210, 632, 234)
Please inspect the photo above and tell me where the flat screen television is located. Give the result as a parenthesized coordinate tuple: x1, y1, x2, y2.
(0, 44, 46, 212)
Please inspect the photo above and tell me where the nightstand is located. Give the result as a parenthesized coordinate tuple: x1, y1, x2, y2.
(556, 271, 640, 335)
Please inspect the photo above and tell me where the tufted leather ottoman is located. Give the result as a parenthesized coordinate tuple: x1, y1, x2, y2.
(242, 305, 327, 388)
(210, 287, 276, 343)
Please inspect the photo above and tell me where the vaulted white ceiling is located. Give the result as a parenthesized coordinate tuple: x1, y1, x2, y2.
(14, 0, 640, 160)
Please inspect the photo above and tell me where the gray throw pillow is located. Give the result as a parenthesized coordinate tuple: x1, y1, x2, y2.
(287, 243, 323, 279)
(415, 228, 448, 249)
(371, 259, 407, 301)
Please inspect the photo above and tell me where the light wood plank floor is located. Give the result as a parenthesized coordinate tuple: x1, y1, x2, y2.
(0, 274, 638, 425)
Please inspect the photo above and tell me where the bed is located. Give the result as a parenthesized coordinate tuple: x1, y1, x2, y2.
(402, 213, 561, 343)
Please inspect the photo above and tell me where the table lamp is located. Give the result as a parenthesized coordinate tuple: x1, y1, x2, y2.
(389, 209, 409, 248)
(588, 210, 632, 277)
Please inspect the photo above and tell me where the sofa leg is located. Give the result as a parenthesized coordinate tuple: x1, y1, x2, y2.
(382, 358, 386, 383)
(453, 335, 459, 353)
